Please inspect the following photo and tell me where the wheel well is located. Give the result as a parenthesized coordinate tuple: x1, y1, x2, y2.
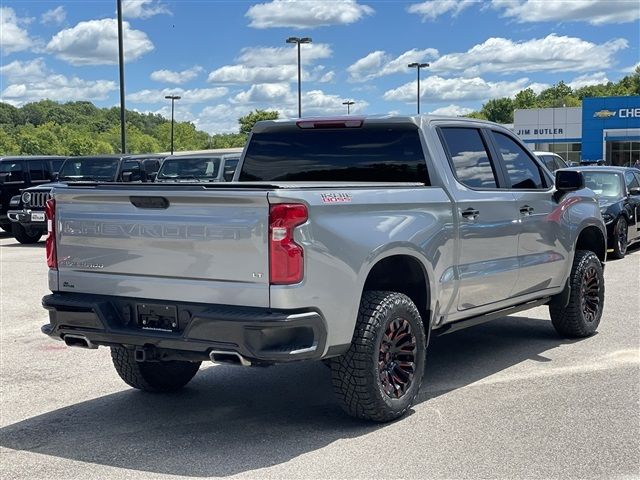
(576, 226, 606, 262)
(363, 255, 430, 327)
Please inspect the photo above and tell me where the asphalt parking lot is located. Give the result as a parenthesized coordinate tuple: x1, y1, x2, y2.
(1, 232, 638, 480)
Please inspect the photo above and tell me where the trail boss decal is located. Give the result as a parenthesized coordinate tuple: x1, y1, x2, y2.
(321, 193, 352, 203)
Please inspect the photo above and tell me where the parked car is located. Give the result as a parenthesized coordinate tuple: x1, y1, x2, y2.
(566, 166, 640, 259)
(7, 154, 163, 244)
(155, 153, 240, 183)
(42, 115, 606, 422)
(0, 156, 66, 233)
(534, 151, 568, 172)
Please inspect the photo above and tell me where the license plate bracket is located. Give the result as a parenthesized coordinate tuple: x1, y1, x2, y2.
(31, 212, 45, 222)
(137, 303, 179, 332)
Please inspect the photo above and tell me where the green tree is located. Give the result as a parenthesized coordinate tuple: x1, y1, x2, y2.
(463, 111, 488, 120)
(238, 109, 279, 135)
(537, 81, 579, 108)
(0, 127, 20, 154)
(210, 133, 247, 148)
(16, 123, 66, 155)
(0, 103, 23, 126)
(513, 88, 538, 110)
(481, 97, 514, 123)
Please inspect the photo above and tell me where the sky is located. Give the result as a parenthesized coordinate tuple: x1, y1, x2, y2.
(1, 0, 639, 134)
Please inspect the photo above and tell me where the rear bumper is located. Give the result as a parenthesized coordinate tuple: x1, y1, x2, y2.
(42, 293, 327, 364)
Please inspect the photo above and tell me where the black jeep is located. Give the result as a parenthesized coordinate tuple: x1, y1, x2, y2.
(7, 154, 163, 244)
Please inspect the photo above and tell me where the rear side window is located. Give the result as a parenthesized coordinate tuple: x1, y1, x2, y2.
(493, 132, 545, 189)
(239, 124, 429, 183)
(29, 160, 46, 181)
(440, 127, 498, 189)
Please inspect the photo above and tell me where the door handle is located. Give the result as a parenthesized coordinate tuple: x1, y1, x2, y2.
(461, 207, 480, 220)
(519, 205, 534, 215)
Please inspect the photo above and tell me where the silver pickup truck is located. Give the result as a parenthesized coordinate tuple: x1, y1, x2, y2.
(41, 115, 606, 421)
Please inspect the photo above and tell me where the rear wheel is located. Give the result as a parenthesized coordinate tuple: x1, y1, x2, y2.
(110, 346, 201, 392)
(11, 223, 43, 244)
(549, 250, 604, 338)
(610, 217, 627, 259)
(0, 222, 11, 233)
(330, 291, 427, 422)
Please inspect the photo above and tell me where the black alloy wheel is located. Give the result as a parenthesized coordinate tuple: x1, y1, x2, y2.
(580, 265, 601, 324)
(610, 217, 628, 259)
(378, 318, 417, 399)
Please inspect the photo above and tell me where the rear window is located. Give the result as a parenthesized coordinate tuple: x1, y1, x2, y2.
(239, 124, 428, 183)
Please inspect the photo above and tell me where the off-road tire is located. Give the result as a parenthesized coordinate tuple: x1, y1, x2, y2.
(549, 250, 604, 338)
(11, 223, 42, 244)
(330, 291, 427, 422)
(110, 346, 201, 392)
(609, 217, 627, 259)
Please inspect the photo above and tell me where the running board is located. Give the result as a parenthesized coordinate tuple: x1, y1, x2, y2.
(434, 297, 551, 336)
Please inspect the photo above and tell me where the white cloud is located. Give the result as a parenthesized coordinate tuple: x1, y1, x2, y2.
(301, 90, 368, 115)
(122, 0, 171, 19)
(237, 43, 332, 66)
(232, 83, 293, 104)
(0, 58, 116, 106)
(46, 18, 154, 65)
(127, 87, 229, 104)
(568, 72, 610, 90)
(348, 48, 438, 82)
(491, 0, 640, 25)
(408, 0, 476, 21)
(246, 0, 373, 29)
(621, 62, 639, 74)
(429, 34, 628, 76)
(208, 65, 297, 84)
(150, 66, 203, 84)
(383, 75, 539, 103)
(1, 7, 35, 54)
(41, 6, 66, 25)
(319, 70, 335, 83)
(429, 104, 475, 116)
(208, 43, 333, 84)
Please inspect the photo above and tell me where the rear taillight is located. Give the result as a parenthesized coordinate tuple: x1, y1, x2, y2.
(269, 203, 308, 285)
(45, 198, 57, 269)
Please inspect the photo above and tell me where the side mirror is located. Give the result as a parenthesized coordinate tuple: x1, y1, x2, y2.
(52, 172, 59, 182)
(556, 170, 584, 193)
(121, 171, 133, 182)
(629, 187, 640, 196)
(148, 172, 157, 182)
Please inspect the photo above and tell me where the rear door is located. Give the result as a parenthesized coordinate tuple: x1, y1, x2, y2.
(438, 126, 520, 311)
(54, 186, 271, 307)
(488, 130, 566, 296)
(624, 171, 640, 241)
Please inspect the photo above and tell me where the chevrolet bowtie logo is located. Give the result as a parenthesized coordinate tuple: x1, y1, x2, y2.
(593, 109, 616, 118)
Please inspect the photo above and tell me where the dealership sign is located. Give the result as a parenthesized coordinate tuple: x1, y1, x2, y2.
(593, 108, 640, 119)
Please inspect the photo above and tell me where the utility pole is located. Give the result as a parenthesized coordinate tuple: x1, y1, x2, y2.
(408, 62, 429, 114)
(286, 37, 312, 118)
(116, 0, 126, 153)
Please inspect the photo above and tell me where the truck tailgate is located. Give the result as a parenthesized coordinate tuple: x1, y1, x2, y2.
(53, 187, 270, 307)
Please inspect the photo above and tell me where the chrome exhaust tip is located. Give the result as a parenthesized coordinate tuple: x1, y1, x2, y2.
(63, 334, 98, 349)
(209, 350, 252, 367)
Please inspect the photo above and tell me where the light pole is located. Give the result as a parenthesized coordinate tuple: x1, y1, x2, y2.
(342, 100, 355, 114)
(164, 95, 181, 155)
(286, 36, 312, 118)
(407, 62, 429, 114)
(116, 0, 126, 153)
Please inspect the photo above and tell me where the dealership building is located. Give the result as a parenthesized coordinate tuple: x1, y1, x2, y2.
(514, 96, 640, 165)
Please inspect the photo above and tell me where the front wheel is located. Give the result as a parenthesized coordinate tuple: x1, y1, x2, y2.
(330, 291, 427, 422)
(609, 217, 628, 259)
(110, 347, 201, 392)
(11, 223, 43, 244)
(549, 250, 604, 338)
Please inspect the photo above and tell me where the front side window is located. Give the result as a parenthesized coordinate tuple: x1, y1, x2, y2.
(624, 171, 639, 190)
(440, 127, 498, 189)
(494, 132, 545, 189)
(223, 159, 239, 181)
(58, 158, 119, 181)
(0, 161, 25, 183)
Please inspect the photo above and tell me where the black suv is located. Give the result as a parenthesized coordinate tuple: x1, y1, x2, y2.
(0, 156, 66, 233)
(7, 154, 164, 243)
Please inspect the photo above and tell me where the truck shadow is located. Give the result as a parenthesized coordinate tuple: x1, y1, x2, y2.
(0, 315, 577, 477)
